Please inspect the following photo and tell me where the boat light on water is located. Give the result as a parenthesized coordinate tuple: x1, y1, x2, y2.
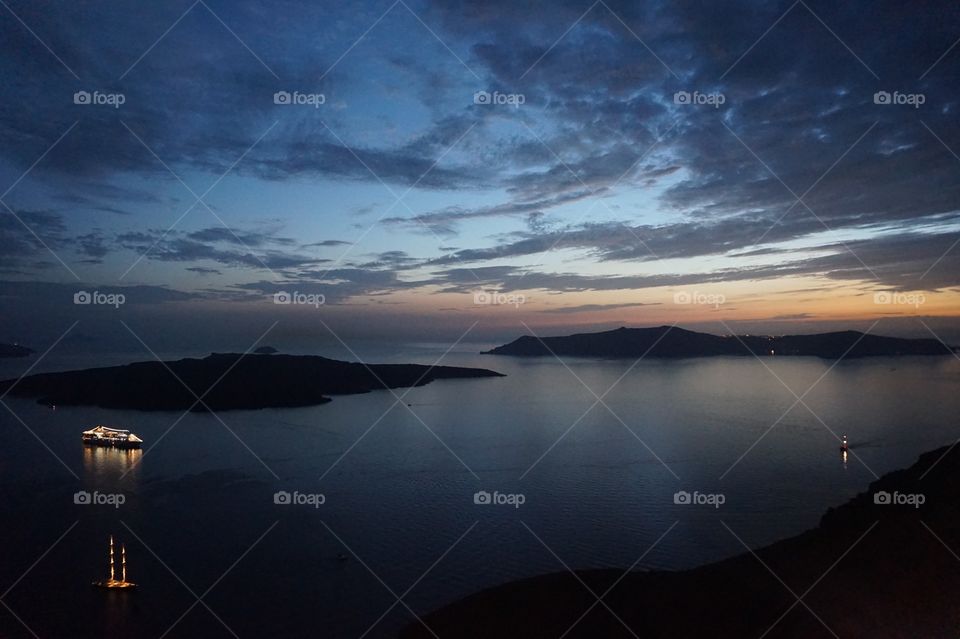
(92, 535, 137, 590)
(81, 425, 143, 449)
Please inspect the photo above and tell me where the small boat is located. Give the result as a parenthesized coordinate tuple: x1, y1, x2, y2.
(840, 435, 849, 452)
(82, 425, 143, 449)
(92, 535, 137, 590)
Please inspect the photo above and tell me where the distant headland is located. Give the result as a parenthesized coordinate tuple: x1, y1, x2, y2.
(0, 353, 504, 411)
(485, 326, 955, 359)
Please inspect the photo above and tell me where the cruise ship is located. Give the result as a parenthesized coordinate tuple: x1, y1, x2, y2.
(81, 425, 143, 449)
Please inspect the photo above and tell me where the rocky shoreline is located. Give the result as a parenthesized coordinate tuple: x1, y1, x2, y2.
(403, 444, 960, 638)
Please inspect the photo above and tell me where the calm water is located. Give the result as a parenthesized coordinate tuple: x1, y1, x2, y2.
(0, 346, 958, 638)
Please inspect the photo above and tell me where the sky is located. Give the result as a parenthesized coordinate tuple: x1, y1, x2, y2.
(1, 0, 959, 351)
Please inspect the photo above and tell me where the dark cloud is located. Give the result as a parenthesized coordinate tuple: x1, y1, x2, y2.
(540, 302, 661, 314)
(0, 210, 66, 268)
(230, 264, 431, 304)
(76, 231, 109, 262)
(186, 266, 222, 275)
(186, 226, 296, 247)
(302, 239, 352, 247)
(128, 238, 326, 270)
(0, 280, 198, 305)
(770, 313, 816, 320)
(383, 188, 598, 234)
(116, 226, 329, 271)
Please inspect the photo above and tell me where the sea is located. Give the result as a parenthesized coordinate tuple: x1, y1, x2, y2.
(0, 343, 957, 637)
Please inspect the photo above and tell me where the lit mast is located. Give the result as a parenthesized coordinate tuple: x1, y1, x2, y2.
(93, 535, 136, 589)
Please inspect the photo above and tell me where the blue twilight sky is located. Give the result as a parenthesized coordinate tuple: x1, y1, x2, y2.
(1, 0, 959, 349)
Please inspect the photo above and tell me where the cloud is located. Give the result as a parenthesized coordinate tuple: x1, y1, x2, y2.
(76, 232, 109, 263)
(302, 239, 352, 247)
(186, 266, 222, 275)
(1, 0, 958, 337)
(0, 280, 198, 305)
(229, 264, 431, 304)
(382, 188, 598, 234)
(186, 227, 296, 247)
(540, 302, 661, 314)
(116, 226, 329, 271)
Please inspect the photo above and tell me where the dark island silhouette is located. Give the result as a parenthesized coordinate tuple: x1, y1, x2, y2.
(485, 326, 954, 359)
(0, 353, 504, 411)
(0, 342, 32, 358)
(253, 345, 279, 354)
(404, 444, 960, 638)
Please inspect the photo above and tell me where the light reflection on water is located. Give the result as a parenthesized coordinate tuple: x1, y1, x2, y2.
(82, 446, 143, 483)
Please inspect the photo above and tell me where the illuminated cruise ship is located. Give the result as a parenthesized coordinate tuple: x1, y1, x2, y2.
(81, 425, 143, 449)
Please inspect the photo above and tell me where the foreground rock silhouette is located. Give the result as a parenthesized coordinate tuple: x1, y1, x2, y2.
(404, 445, 960, 638)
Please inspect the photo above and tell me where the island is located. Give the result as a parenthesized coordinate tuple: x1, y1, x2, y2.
(253, 346, 279, 354)
(0, 353, 504, 411)
(0, 342, 32, 358)
(403, 444, 960, 637)
(485, 326, 954, 359)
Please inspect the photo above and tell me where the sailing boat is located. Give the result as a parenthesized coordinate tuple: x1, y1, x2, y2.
(92, 535, 137, 590)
